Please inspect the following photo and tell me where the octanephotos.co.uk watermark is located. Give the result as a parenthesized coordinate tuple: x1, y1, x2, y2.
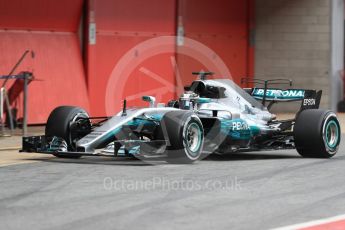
(103, 176, 243, 192)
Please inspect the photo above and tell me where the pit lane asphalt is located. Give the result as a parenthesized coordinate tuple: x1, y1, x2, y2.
(0, 136, 344, 230)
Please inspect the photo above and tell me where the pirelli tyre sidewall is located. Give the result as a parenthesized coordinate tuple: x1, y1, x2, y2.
(294, 109, 341, 158)
(160, 111, 204, 164)
(322, 114, 341, 154)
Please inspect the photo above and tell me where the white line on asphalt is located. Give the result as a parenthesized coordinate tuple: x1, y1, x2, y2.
(271, 214, 345, 230)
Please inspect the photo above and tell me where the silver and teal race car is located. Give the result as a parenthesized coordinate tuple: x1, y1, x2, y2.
(22, 72, 341, 163)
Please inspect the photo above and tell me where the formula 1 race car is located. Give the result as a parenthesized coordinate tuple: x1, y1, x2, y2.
(21, 72, 341, 163)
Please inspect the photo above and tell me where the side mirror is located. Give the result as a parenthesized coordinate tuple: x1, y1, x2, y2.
(197, 98, 211, 104)
(142, 96, 156, 108)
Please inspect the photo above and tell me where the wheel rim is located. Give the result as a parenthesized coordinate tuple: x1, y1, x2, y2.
(325, 120, 339, 149)
(69, 112, 90, 148)
(185, 123, 202, 154)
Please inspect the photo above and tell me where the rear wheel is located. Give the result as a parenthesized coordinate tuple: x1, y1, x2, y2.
(160, 111, 204, 164)
(45, 106, 91, 158)
(294, 109, 341, 158)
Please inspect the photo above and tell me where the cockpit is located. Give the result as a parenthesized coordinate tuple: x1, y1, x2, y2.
(186, 79, 267, 111)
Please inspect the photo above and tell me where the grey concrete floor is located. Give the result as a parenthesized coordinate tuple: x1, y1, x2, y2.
(0, 136, 344, 230)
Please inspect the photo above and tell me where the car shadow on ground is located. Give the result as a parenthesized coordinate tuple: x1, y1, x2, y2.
(23, 156, 156, 166)
(203, 152, 302, 161)
(22, 151, 302, 166)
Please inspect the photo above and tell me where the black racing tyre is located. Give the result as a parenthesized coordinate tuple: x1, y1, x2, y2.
(160, 111, 204, 164)
(294, 109, 341, 158)
(45, 106, 90, 158)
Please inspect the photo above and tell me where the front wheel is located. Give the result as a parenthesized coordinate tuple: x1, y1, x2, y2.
(294, 109, 341, 158)
(45, 106, 91, 158)
(160, 111, 204, 164)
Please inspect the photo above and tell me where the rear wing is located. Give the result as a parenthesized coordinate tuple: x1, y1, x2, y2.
(241, 78, 322, 111)
(252, 88, 305, 101)
(245, 88, 322, 111)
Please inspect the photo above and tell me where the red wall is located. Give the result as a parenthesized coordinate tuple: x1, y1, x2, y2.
(0, 0, 89, 124)
(176, 0, 254, 87)
(86, 0, 177, 116)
